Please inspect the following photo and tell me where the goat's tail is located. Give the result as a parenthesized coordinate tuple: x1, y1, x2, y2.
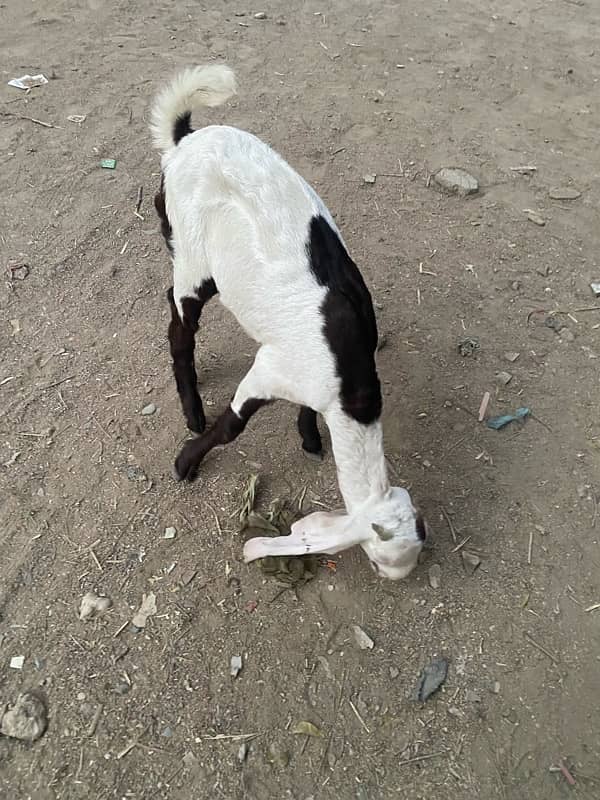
(150, 64, 237, 152)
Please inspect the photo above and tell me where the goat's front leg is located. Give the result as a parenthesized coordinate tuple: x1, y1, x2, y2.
(168, 281, 216, 433)
(173, 347, 274, 482)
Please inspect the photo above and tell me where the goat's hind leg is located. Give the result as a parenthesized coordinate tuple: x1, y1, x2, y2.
(168, 281, 216, 433)
(297, 406, 323, 460)
(174, 346, 274, 482)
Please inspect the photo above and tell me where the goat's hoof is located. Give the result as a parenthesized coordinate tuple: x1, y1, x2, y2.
(173, 451, 199, 483)
(302, 447, 324, 463)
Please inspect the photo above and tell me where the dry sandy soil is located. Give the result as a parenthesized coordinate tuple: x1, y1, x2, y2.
(1, 1, 600, 798)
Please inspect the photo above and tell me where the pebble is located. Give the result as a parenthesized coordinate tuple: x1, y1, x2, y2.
(428, 564, 442, 589)
(590, 281, 600, 297)
(9, 655, 24, 670)
(267, 742, 289, 767)
(434, 167, 478, 196)
(183, 751, 198, 767)
(462, 551, 481, 574)
(238, 741, 249, 762)
(79, 592, 112, 620)
(254, 11, 267, 18)
(491, 681, 501, 694)
(496, 371, 513, 386)
(560, 328, 575, 343)
(548, 187, 581, 200)
(504, 352, 520, 363)
(230, 654, 243, 678)
(458, 336, 480, 357)
(363, 173, 376, 184)
(465, 689, 481, 703)
(164, 526, 177, 540)
(389, 666, 400, 679)
(140, 403, 156, 416)
(352, 625, 374, 650)
(0, 692, 48, 741)
(525, 209, 546, 226)
(414, 656, 449, 702)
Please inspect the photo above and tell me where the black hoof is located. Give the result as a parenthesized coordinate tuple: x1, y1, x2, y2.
(174, 446, 200, 482)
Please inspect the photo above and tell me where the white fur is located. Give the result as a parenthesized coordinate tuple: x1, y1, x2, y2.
(151, 65, 424, 580)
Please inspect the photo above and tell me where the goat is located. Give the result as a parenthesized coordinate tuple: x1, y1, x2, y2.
(151, 65, 427, 579)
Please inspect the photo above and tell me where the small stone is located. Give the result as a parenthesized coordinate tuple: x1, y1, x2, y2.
(126, 464, 147, 482)
(230, 654, 243, 678)
(79, 592, 112, 620)
(267, 742, 289, 768)
(491, 681, 501, 694)
(548, 187, 581, 200)
(77, 692, 86, 701)
(434, 167, 478, 196)
(238, 741, 249, 762)
(0, 692, 48, 741)
(560, 328, 575, 343)
(363, 173, 376, 184)
(504, 352, 520, 363)
(114, 682, 130, 695)
(414, 656, 449, 702)
(183, 751, 198, 767)
(465, 689, 481, 703)
(461, 551, 481, 574)
(141, 403, 156, 416)
(162, 726, 173, 738)
(511, 280, 522, 291)
(254, 11, 267, 18)
(389, 666, 400, 679)
(496, 371, 513, 386)
(525, 209, 546, 226)
(428, 564, 442, 589)
(131, 592, 157, 628)
(590, 281, 600, 297)
(9, 656, 24, 670)
(352, 625, 374, 650)
(164, 526, 177, 540)
(458, 336, 479, 357)
(536, 264, 550, 277)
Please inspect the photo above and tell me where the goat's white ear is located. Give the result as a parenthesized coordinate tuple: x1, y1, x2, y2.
(371, 523, 394, 541)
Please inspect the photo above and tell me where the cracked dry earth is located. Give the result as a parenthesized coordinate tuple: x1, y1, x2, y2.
(1, 1, 600, 799)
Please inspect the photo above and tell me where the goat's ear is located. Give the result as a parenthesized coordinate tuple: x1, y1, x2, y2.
(371, 523, 394, 541)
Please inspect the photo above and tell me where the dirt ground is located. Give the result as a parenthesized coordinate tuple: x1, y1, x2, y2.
(1, 0, 600, 798)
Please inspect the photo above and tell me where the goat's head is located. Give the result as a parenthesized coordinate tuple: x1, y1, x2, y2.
(243, 487, 427, 581)
(359, 486, 427, 580)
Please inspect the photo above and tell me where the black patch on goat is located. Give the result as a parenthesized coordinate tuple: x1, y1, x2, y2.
(167, 280, 218, 434)
(154, 175, 173, 254)
(307, 215, 382, 425)
(173, 112, 193, 145)
(415, 512, 427, 543)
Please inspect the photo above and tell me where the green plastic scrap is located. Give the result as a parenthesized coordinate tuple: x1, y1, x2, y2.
(486, 407, 530, 430)
(100, 158, 117, 169)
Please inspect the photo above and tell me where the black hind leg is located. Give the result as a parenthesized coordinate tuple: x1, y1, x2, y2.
(297, 406, 323, 459)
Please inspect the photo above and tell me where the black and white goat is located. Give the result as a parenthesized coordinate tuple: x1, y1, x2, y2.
(151, 65, 426, 579)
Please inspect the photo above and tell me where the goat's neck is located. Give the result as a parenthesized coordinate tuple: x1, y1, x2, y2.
(324, 407, 390, 513)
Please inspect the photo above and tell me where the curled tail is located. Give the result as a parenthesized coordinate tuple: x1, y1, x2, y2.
(150, 64, 237, 152)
